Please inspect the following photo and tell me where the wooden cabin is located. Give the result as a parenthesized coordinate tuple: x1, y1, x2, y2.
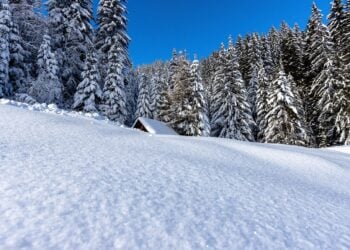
(132, 117, 178, 135)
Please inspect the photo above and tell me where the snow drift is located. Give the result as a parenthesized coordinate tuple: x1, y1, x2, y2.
(0, 100, 350, 249)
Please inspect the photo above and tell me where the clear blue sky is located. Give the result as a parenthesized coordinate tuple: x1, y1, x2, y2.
(126, 0, 330, 65)
(46, 0, 331, 66)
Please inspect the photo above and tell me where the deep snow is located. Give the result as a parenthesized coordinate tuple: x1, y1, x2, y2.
(0, 100, 350, 249)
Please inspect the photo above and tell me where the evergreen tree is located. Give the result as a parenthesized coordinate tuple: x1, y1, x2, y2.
(10, 0, 45, 79)
(100, 43, 127, 124)
(171, 54, 195, 135)
(328, 0, 345, 51)
(0, 0, 11, 97)
(305, 3, 335, 143)
(280, 22, 304, 86)
(210, 44, 227, 137)
(247, 64, 259, 123)
(135, 72, 152, 119)
(343, 0, 350, 77)
(189, 57, 210, 136)
(256, 61, 270, 142)
(211, 42, 255, 141)
(73, 51, 102, 112)
(48, 0, 93, 103)
(264, 64, 307, 146)
(30, 34, 62, 104)
(168, 49, 180, 92)
(125, 69, 139, 126)
(268, 27, 282, 67)
(9, 21, 27, 93)
(156, 79, 172, 124)
(201, 51, 219, 124)
(307, 4, 334, 82)
(96, 0, 130, 81)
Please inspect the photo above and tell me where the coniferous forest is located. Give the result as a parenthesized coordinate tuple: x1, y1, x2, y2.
(0, 0, 350, 147)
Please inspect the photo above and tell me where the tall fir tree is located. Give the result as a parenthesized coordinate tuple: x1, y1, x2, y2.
(343, 0, 350, 77)
(168, 49, 180, 92)
(189, 57, 210, 136)
(264, 64, 307, 146)
(280, 22, 304, 86)
(47, 0, 93, 103)
(210, 44, 227, 137)
(328, 0, 345, 52)
(170, 54, 195, 135)
(10, 0, 45, 79)
(135, 72, 153, 119)
(256, 61, 270, 142)
(30, 34, 62, 104)
(73, 51, 102, 112)
(211, 42, 255, 141)
(96, 0, 130, 81)
(156, 78, 172, 124)
(100, 43, 127, 124)
(9, 21, 27, 93)
(0, 0, 11, 97)
(305, 3, 335, 143)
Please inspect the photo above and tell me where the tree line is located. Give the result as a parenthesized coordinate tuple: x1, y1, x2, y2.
(0, 0, 349, 147)
(133, 1, 350, 147)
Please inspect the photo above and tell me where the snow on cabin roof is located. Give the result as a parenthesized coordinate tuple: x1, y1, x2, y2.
(132, 117, 178, 135)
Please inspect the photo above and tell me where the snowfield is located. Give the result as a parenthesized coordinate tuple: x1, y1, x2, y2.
(1, 100, 350, 250)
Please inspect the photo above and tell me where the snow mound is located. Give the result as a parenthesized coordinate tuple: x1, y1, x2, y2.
(1, 98, 110, 122)
(1, 102, 350, 249)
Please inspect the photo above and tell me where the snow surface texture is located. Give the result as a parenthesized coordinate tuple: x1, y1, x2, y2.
(1, 100, 350, 249)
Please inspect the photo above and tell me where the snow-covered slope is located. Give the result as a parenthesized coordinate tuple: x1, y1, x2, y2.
(1, 101, 350, 249)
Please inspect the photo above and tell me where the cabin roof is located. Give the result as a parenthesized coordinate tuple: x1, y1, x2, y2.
(132, 117, 178, 135)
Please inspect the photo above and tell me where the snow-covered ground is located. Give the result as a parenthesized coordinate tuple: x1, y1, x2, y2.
(1, 100, 350, 250)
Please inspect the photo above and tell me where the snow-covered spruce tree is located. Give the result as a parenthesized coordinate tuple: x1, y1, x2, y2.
(73, 51, 102, 112)
(236, 35, 250, 84)
(264, 64, 307, 146)
(305, 3, 335, 143)
(227, 41, 255, 141)
(135, 72, 153, 119)
(168, 48, 180, 92)
(210, 44, 227, 137)
(100, 43, 127, 124)
(268, 27, 282, 68)
(0, 0, 11, 97)
(201, 51, 220, 124)
(248, 63, 261, 139)
(30, 34, 62, 104)
(170, 54, 194, 135)
(288, 74, 311, 146)
(156, 78, 172, 124)
(125, 70, 139, 126)
(306, 4, 334, 84)
(10, 0, 45, 79)
(9, 21, 27, 93)
(328, 0, 345, 52)
(256, 61, 270, 142)
(47, 0, 94, 104)
(280, 22, 304, 86)
(188, 57, 210, 136)
(170, 53, 209, 136)
(247, 64, 259, 122)
(311, 59, 345, 147)
(150, 61, 170, 120)
(96, 0, 130, 81)
(211, 42, 255, 141)
(343, 0, 350, 78)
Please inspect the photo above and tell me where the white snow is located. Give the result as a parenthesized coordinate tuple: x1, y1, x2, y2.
(1, 100, 350, 249)
(133, 117, 178, 135)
